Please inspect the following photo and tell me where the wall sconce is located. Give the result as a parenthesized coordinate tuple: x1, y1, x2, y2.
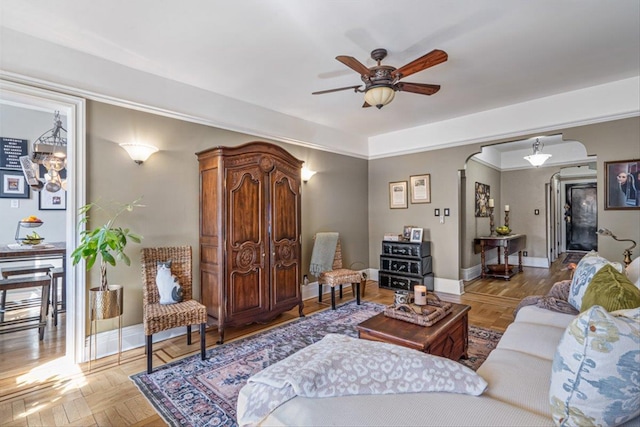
(597, 227, 636, 267)
(119, 143, 159, 165)
(301, 166, 317, 183)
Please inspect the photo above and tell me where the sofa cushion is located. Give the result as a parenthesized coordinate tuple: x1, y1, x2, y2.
(625, 256, 640, 289)
(549, 306, 640, 427)
(581, 264, 640, 312)
(496, 322, 566, 360)
(569, 252, 623, 310)
(514, 305, 576, 329)
(477, 348, 554, 418)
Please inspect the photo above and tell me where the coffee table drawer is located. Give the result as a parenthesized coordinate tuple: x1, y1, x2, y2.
(425, 317, 468, 360)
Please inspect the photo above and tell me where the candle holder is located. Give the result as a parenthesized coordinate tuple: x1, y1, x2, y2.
(489, 207, 496, 236)
(505, 211, 510, 229)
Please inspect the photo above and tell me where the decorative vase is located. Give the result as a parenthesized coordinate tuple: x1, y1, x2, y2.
(89, 285, 123, 320)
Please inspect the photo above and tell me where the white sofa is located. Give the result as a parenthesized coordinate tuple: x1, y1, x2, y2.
(238, 304, 639, 426)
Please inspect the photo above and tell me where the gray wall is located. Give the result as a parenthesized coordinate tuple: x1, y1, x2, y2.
(86, 101, 369, 327)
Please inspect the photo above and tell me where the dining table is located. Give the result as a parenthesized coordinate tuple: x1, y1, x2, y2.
(0, 241, 67, 266)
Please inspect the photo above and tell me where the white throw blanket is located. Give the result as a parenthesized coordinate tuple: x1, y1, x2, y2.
(237, 334, 488, 426)
(309, 232, 339, 276)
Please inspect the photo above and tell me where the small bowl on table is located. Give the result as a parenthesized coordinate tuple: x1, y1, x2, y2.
(496, 228, 511, 236)
(17, 237, 45, 246)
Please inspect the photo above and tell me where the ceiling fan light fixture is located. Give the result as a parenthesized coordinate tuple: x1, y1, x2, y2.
(524, 138, 552, 167)
(364, 85, 395, 109)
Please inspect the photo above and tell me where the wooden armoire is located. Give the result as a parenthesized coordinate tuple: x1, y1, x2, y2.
(196, 142, 304, 343)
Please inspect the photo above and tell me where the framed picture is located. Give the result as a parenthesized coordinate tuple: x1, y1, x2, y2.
(402, 225, 416, 240)
(39, 188, 67, 210)
(0, 169, 29, 199)
(410, 174, 431, 204)
(604, 159, 640, 210)
(475, 182, 490, 217)
(410, 227, 423, 243)
(389, 181, 408, 209)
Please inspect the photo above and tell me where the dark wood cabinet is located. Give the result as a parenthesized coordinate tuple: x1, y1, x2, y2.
(196, 142, 303, 343)
(379, 240, 434, 292)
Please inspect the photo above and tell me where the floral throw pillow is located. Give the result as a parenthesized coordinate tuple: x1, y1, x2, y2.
(549, 306, 640, 426)
(568, 252, 623, 311)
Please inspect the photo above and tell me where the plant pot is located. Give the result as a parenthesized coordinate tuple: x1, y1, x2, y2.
(89, 285, 123, 320)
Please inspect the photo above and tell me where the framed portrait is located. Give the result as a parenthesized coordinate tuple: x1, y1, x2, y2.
(389, 181, 408, 209)
(410, 227, 423, 243)
(39, 188, 67, 210)
(410, 174, 431, 204)
(402, 225, 416, 240)
(0, 169, 29, 199)
(475, 182, 490, 217)
(604, 159, 640, 210)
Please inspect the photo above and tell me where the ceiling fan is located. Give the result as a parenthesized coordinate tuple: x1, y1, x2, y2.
(312, 48, 448, 109)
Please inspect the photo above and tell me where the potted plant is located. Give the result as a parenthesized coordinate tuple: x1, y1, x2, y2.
(71, 197, 143, 320)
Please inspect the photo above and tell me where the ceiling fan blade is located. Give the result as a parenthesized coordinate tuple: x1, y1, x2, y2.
(312, 85, 362, 95)
(395, 82, 441, 95)
(393, 49, 448, 79)
(335, 55, 371, 76)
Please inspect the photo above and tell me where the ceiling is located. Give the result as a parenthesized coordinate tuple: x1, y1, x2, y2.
(1, 1, 639, 158)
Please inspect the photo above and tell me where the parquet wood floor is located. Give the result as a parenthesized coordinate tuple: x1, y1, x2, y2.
(0, 258, 571, 426)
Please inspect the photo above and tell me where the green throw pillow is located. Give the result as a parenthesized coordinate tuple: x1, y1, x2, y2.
(581, 264, 640, 312)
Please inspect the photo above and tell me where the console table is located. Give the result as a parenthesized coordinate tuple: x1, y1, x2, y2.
(473, 234, 526, 280)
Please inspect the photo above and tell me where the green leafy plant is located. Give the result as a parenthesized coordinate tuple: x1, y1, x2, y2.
(71, 198, 144, 291)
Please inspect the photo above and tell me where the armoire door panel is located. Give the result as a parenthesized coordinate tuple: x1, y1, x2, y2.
(271, 263, 300, 308)
(228, 269, 267, 318)
(200, 168, 219, 238)
(201, 269, 220, 318)
(271, 175, 299, 241)
(228, 169, 264, 246)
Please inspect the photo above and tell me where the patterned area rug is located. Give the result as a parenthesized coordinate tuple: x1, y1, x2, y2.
(131, 301, 502, 427)
(563, 252, 586, 264)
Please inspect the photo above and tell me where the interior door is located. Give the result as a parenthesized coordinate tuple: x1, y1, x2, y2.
(565, 183, 598, 251)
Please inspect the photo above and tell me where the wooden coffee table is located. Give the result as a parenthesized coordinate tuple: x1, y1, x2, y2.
(356, 302, 471, 361)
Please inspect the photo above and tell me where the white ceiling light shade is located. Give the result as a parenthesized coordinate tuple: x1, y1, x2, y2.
(364, 85, 395, 109)
(119, 143, 159, 164)
(523, 138, 552, 167)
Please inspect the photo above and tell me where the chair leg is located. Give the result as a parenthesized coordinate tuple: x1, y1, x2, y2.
(146, 335, 153, 374)
(355, 281, 361, 305)
(339, 284, 343, 299)
(331, 287, 336, 310)
(318, 283, 323, 302)
(187, 325, 192, 345)
(200, 323, 206, 361)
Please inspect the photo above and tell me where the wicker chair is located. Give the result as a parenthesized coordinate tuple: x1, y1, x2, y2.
(140, 246, 207, 373)
(317, 239, 364, 310)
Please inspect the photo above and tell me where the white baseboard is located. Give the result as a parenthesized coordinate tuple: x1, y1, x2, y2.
(460, 256, 550, 281)
(84, 323, 191, 362)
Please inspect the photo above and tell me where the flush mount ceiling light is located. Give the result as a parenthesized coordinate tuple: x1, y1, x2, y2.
(119, 143, 159, 165)
(524, 138, 552, 167)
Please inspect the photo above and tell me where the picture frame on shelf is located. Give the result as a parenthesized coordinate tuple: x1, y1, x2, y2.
(604, 159, 640, 210)
(389, 181, 408, 209)
(0, 169, 29, 199)
(410, 174, 431, 204)
(402, 225, 415, 240)
(410, 227, 423, 243)
(39, 188, 67, 210)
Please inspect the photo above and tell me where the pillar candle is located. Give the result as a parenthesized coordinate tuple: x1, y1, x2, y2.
(488, 198, 494, 208)
(505, 205, 510, 212)
(414, 285, 427, 305)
